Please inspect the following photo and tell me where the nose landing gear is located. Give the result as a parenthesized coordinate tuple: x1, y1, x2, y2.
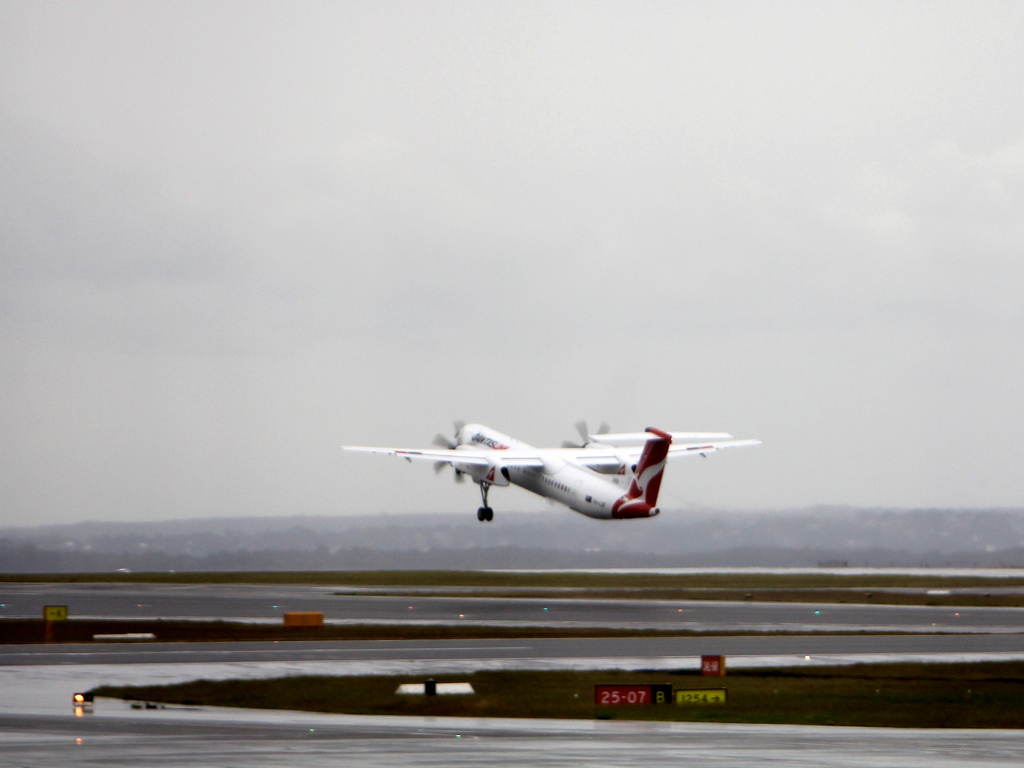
(477, 482, 494, 522)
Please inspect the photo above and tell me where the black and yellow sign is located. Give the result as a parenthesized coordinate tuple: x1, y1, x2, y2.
(43, 605, 68, 621)
(650, 684, 673, 704)
(675, 688, 727, 705)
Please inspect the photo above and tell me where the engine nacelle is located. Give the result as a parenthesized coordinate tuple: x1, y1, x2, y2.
(590, 460, 631, 477)
(460, 459, 511, 486)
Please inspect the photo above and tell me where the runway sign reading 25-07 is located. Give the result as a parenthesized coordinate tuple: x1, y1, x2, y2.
(594, 685, 673, 706)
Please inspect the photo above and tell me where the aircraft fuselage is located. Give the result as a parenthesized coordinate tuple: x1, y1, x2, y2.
(454, 423, 652, 519)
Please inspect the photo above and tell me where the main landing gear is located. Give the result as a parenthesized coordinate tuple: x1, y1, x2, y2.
(477, 481, 494, 522)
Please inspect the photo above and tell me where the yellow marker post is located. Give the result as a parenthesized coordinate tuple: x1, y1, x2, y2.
(43, 605, 68, 621)
(43, 605, 68, 642)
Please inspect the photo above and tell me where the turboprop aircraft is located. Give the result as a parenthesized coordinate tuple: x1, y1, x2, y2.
(344, 422, 759, 522)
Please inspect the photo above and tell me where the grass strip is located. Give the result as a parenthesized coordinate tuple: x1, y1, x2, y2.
(91, 661, 1024, 729)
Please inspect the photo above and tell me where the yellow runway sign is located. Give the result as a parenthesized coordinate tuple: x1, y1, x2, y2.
(675, 688, 727, 705)
(43, 605, 68, 621)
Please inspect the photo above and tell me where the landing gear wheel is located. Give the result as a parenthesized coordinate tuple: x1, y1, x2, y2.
(477, 482, 494, 521)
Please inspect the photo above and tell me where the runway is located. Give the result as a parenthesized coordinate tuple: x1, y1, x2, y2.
(4, 582, 1024, 633)
(4, 632, 1024, 668)
(3, 581, 1024, 766)
(2, 708, 1022, 768)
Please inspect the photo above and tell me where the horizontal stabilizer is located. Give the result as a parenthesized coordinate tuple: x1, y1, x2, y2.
(667, 438, 761, 456)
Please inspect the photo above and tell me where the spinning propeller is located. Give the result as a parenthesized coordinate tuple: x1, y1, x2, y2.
(561, 420, 610, 449)
(433, 421, 466, 482)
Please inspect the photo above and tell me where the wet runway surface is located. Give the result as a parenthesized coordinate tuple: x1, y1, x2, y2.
(2, 706, 1023, 768)
(3, 581, 1024, 766)
(4, 633, 1024, 668)
(4, 582, 1024, 633)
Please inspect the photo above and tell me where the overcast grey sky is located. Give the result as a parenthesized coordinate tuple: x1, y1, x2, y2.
(2, 1, 1023, 526)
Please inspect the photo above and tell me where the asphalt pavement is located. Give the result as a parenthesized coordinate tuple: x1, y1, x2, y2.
(3, 580, 1024, 766)
(4, 582, 1024, 633)
(1, 708, 1022, 768)
(3, 632, 1024, 667)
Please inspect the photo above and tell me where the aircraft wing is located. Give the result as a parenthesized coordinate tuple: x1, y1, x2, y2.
(343, 446, 546, 467)
(561, 449, 632, 471)
(345, 437, 759, 469)
(588, 431, 734, 445)
(556, 439, 761, 468)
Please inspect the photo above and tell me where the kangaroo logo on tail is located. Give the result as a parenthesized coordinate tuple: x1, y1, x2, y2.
(611, 427, 672, 518)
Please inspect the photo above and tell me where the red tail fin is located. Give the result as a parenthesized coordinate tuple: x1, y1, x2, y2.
(611, 427, 672, 519)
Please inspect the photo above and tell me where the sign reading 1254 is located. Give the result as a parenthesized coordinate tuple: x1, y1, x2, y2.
(594, 685, 673, 706)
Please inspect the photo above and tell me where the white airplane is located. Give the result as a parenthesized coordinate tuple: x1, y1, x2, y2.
(344, 422, 759, 522)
